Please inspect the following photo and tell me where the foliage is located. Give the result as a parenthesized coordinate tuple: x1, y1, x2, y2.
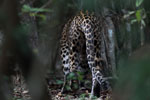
(65, 72, 85, 91)
(79, 93, 86, 100)
(124, 0, 146, 29)
(114, 46, 150, 100)
(136, 0, 144, 7)
(21, 4, 52, 20)
(77, 71, 84, 81)
(64, 95, 71, 100)
(56, 80, 63, 85)
(67, 72, 76, 80)
(22, 5, 51, 13)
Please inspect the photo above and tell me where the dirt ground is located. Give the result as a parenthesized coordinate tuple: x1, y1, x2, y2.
(12, 72, 112, 100)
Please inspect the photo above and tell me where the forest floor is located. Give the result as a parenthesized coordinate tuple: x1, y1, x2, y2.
(12, 72, 112, 100)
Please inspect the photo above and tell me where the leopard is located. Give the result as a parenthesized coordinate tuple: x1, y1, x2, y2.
(60, 11, 112, 98)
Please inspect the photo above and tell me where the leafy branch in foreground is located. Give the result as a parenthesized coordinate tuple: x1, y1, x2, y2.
(21, 5, 53, 20)
(124, 0, 146, 29)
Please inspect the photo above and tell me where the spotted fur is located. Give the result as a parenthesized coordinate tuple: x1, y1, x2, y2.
(60, 11, 111, 98)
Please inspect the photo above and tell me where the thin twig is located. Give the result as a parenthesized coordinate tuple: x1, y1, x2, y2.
(40, 0, 53, 9)
(34, 0, 53, 14)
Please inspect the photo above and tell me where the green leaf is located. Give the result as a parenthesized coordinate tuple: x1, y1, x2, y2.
(56, 80, 64, 85)
(29, 13, 47, 20)
(91, 96, 98, 99)
(136, 0, 144, 7)
(80, 93, 86, 99)
(73, 83, 78, 89)
(38, 14, 47, 20)
(66, 85, 71, 91)
(141, 19, 146, 27)
(131, 19, 137, 24)
(22, 5, 31, 12)
(78, 75, 83, 81)
(67, 72, 75, 80)
(128, 11, 135, 15)
(77, 71, 84, 81)
(22, 5, 51, 13)
(136, 9, 142, 22)
(123, 11, 135, 19)
(142, 9, 147, 19)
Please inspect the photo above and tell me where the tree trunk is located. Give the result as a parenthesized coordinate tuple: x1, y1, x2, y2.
(0, 0, 51, 100)
(103, 8, 117, 77)
(19, 0, 39, 49)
